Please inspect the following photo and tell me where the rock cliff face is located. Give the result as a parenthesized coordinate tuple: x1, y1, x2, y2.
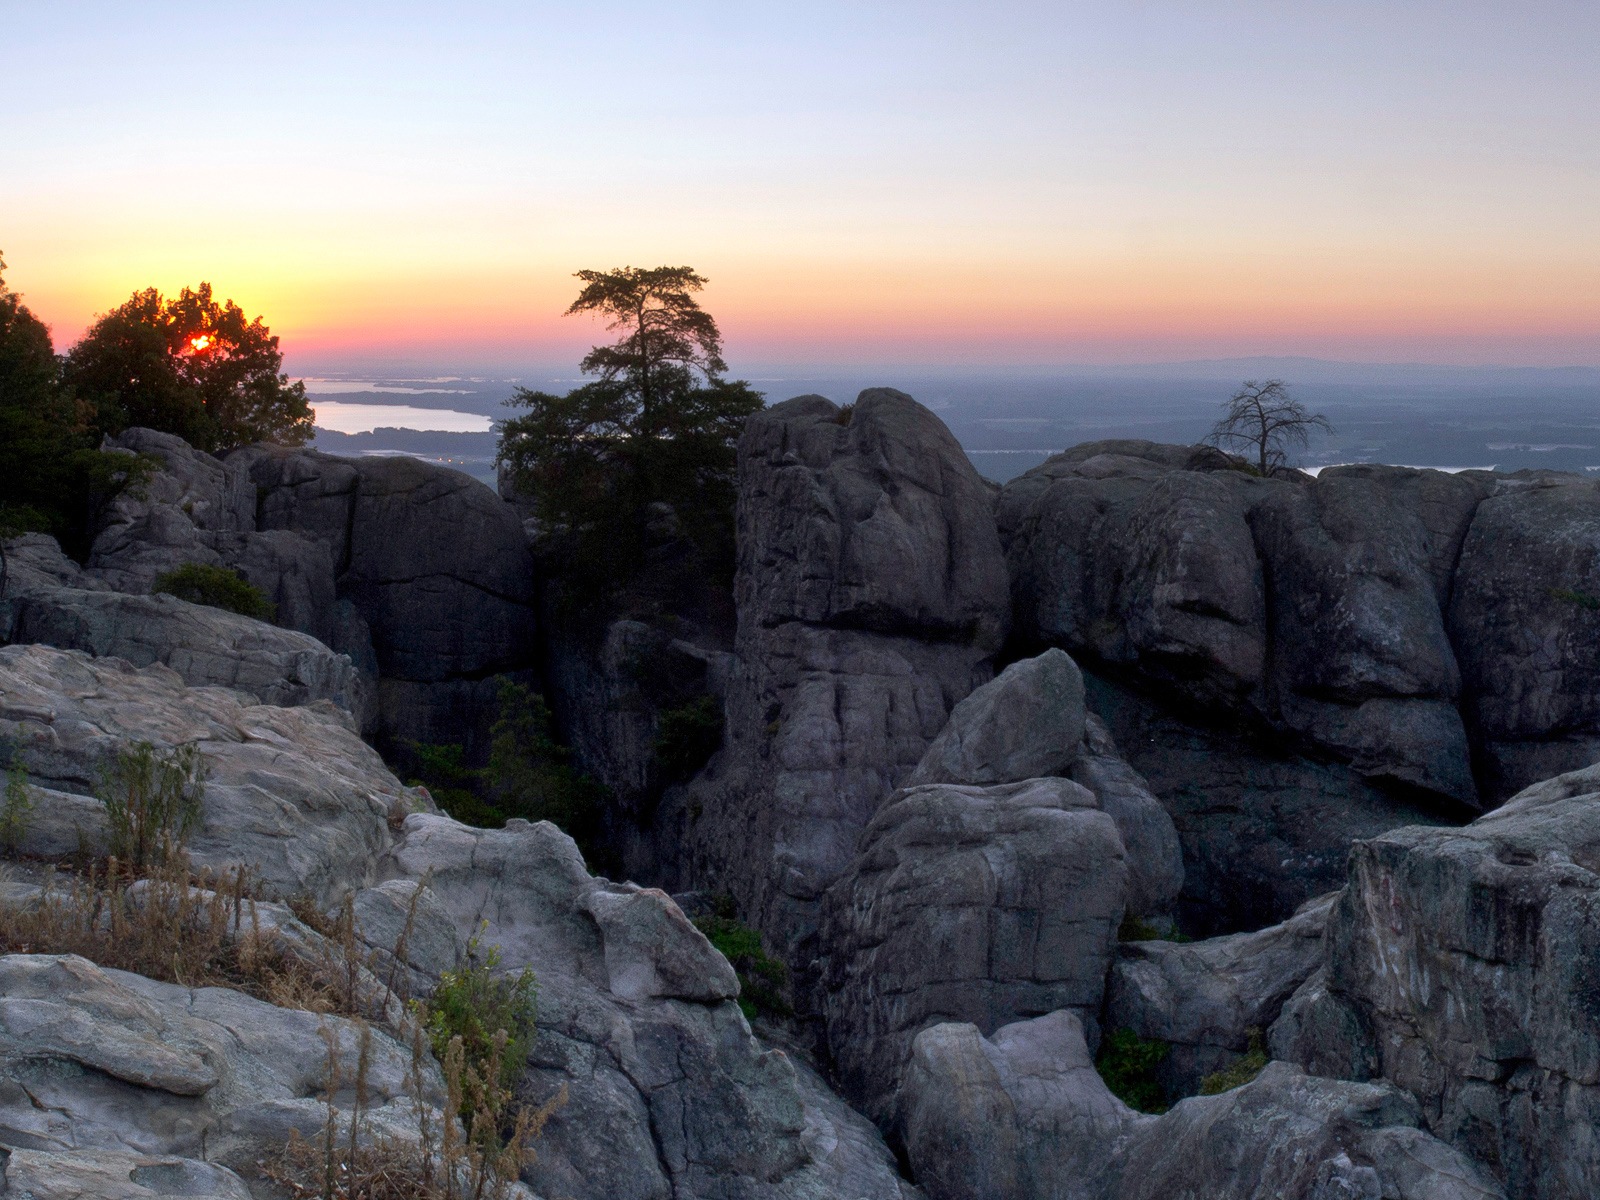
(669, 390, 1011, 970)
(74, 429, 539, 752)
(1273, 760, 1600, 1200)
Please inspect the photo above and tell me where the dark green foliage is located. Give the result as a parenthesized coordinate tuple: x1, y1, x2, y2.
(497, 266, 763, 598)
(1199, 1028, 1269, 1095)
(63, 281, 312, 453)
(153, 562, 276, 621)
(0, 253, 134, 559)
(1118, 913, 1192, 944)
(692, 897, 790, 1021)
(1, 763, 34, 853)
(653, 694, 723, 783)
(1095, 1027, 1170, 1114)
(487, 680, 607, 848)
(95, 740, 208, 870)
(423, 936, 538, 1123)
(1551, 587, 1600, 611)
(400, 682, 609, 861)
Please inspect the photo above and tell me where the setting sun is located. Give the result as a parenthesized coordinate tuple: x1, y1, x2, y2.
(190, 334, 212, 352)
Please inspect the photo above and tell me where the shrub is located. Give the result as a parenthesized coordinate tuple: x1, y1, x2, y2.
(1095, 1028, 1170, 1114)
(96, 740, 208, 869)
(486, 681, 607, 846)
(422, 934, 538, 1125)
(1, 763, 34, 852)
(0, 855, 346, 1011)
(653, 693, 723, 782)
(1117, 913, 1191, 943)
(692, 898, 790, 1021)
(1199, 1028, 1269, 1095)
(153, 562, 276, 621)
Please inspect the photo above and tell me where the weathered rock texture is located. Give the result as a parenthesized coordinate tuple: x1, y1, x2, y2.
(901, 1010, 1503, 1200)
(670, 390, 1010, 969)
(1106, 891, 1335, 1099)
(1274, 760, 1600, 1200)
(821, 776, 1127, 1123)
(77, 428, 539, 751)
(1006, 446, 1600, 812)
(0, 953, 475, 1192)
(0, 643, 409, 901)
(383, 814, 918, 1200)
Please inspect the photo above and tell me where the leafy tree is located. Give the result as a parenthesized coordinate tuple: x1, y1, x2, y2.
(496, 267, 762, 590)
(0, 252, 132, 562)
(64, 282, 312, 453)
(1206, 379, 1331, 476)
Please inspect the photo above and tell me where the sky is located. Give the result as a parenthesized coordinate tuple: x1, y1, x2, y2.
(2, 1, 1597, 372)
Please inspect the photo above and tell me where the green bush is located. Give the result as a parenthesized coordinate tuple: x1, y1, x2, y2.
(1199, 1028, 1269, 1095)
(423, 934, 538, 1123)
(487, 681, 607, 847)
(1118, 913, 1192, 943)
(1, 763, 33, 852)
(96, 740, 207, 869)
(153, 562, 276, 622)
(653, 693, 723, 782)
(1095, 1027, 1170, 1114)
(692, 898, 790, 1021)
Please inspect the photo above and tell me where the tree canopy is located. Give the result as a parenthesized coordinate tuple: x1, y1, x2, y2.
(0, 252, 130, 565)
(64, 282, 313, 453)
(1207, 379, 1331, 476)
(497, 266, 762, 592)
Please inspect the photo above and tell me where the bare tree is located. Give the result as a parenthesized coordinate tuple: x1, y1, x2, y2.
(1207, 379, 1331, 476)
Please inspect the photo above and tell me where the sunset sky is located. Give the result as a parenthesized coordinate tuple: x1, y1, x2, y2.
(3, 1, 1596, 371)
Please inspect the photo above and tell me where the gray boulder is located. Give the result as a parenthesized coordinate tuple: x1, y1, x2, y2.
(1105, 892, 1336, 1099)
(1287, 759, 1600, 1200)
(0, 953, 486, 1190)
(900, 1010, 1502, 1200)
(0, 644, 413, 902)
(383, 813, 916, 1200)
(3, 585, 373, 731)
(671, 390, 1009, 969)
(234, 444, 538, 748)
(0, 1148, 253, 1200)
(820, 775, 1127, 1123)
(906, 647, 1085, 787)
(1448, 476, 1600, 797)
(1069, 714, 1183, 919)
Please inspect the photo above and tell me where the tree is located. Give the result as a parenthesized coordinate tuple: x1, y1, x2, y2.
(497, 266, 763, 590)
(1206, 379, 1331, 476)
(0, 251, 132, 565)
(64, 282, 312, 453)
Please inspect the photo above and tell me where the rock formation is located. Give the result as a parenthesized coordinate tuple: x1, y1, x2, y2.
(669, 390, 1011, 970)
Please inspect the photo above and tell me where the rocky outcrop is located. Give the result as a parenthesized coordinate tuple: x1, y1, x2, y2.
(820, 776, 1127, 1123)
(1105, 891, 1335, 1099)
(1274, 759, 1600, 1200)
(900, 1010, 1503, 1200)
(383, 814, 918, 1200)
(0, 644, 410, 901)
(1448, 477, 1600, 796)
(233, 444, 539, 750)
(0, 953, 470, 1192)
(3, 582, 373, 730)
(671, 390, 1010, 969)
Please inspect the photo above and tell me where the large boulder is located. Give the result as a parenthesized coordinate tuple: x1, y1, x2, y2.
(0, 953, 477, 1191)
(234, 445, 539, 750)
(900, 1010, 1503, 1200)
(1281, 760, 1600, 1200)
(1001, 448, 1513, 929)
(670, 390, 1010, 971)
(382, 814, 918, 1200)
(906, 647, 1085, 787)
(2, 584, 373, 731)
(820, 776, 1127, 1123)
(1105, 891, 1336, 1099)
(0, 644, 410, 902)
(1448, 476, 1600, 797)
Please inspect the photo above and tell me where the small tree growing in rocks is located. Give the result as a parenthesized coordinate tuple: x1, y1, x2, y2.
(1207, 379, 1330, 476)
